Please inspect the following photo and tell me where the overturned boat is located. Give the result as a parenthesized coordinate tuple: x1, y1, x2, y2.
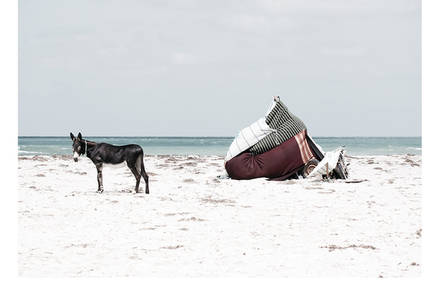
(224, 97, 348, 180)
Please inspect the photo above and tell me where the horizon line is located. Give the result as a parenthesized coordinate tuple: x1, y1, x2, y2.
(18, 135, 422, 138)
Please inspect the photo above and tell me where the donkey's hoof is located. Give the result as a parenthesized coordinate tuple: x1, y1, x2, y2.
(96, 189, 104, 194)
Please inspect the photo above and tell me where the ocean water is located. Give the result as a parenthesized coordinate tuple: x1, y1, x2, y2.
(18, 136, 421, 156)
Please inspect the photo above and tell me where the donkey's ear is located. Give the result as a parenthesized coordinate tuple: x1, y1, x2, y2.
(77, 132, 82, 140)
(70, 132, 75, 141)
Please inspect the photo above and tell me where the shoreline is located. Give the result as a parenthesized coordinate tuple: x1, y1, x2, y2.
(17, 152, 421, 158)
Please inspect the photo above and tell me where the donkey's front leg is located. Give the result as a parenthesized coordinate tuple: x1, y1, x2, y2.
(95, 163, 104, 193)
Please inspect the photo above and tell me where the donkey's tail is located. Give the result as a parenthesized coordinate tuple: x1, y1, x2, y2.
(135, 150, 143, 173)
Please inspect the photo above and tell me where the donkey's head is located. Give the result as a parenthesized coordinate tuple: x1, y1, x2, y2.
(70, 132, 85, 162)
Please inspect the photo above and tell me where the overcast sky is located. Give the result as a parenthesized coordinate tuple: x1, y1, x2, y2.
(19, 0, 420, 136)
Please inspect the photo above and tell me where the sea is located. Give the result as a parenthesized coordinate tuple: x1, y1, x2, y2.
(18, 136, 421, 156)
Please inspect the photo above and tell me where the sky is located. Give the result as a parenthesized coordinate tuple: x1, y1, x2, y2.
(19, 0, 421, 137)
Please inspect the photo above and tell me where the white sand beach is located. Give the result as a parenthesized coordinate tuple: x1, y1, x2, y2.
(17, 154, 421, 277)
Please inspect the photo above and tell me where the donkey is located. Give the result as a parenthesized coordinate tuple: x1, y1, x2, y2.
(70, 132, 149, 194)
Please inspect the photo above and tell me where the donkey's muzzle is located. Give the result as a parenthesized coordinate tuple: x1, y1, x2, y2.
(73, 151, 79, 162)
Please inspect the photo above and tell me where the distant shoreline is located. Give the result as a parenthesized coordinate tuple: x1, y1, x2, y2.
(18, 136, 422, 138)
(17, 137, 422, 156)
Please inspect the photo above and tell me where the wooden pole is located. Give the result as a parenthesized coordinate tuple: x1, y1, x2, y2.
(326, 162, 329, 178)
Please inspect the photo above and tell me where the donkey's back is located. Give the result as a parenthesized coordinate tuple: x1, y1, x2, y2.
(95, 143, 143, 164)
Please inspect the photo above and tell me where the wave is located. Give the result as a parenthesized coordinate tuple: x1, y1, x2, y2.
(407, 147, 422, 150)
(18, 150, 43, 155)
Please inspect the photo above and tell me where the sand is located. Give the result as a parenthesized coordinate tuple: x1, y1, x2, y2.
(17, 154, 421, 277)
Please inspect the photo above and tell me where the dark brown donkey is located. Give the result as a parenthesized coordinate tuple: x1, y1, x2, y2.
(70, 132, 149, 194)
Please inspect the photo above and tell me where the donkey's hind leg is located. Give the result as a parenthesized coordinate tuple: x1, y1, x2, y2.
(136, 155, 149, 194)
(128, 165, 141, 193)
(140, 160, 149, 194)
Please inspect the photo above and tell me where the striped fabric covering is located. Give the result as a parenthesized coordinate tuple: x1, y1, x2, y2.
(224, 117, 275, 162)
(294, 129, 314, 164)
(248, 100, 307, 154)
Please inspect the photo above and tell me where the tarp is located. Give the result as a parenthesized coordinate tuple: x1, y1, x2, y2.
(248, 100, 307, 154)
(225, 130, 315, 180)
(308, 148, 348, 179)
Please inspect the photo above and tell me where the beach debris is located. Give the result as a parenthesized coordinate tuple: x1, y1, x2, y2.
(320, 244, 377, 252)
(307, 148, 349, 180)
(345, 179, 368, 184)
(160, 245, 184, 250)
(178, 217, 205, 222)
(345, 155, 361, 159)
(187, 155, 200, 160)
(181, 162, 197, 167)
(64, 243, 90, 249)
(216, 173, 230, 180)
(32, 156, 49, 162)
(140, 227, 157, 231)
(201, 197, 235, 205)
(403, 157, 420, 167)
(211, 178, 221, 183)
(317, 189, 335, 194)
(164, 212, 191, 216)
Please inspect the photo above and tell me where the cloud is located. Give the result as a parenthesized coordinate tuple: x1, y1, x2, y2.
(171, 52, 198, 65)
(320, 47, 367, 57)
